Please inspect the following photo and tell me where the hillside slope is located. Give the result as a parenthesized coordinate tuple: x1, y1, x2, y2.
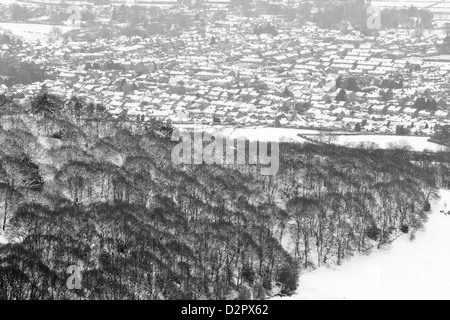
(0, 94, 449, 300)
(275, 189, 450, 300)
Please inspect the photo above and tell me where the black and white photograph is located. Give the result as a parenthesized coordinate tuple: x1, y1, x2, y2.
(0, 0, 450, 304)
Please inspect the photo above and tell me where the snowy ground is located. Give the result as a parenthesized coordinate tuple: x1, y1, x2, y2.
(0, 233, 7, 245)
(174, 125, 315, 143)
(174, 126, 448, 152)
(274, 189, 450, 300)
(0, 22, 73, 42)
(332, 135, 449, 153)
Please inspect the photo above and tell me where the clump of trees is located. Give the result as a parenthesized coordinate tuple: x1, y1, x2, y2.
(380, 78, 403, 89)
(314, 0, 369, 30)
(253, 24, 278, 36)
(433, 125, 450, 146)
(413, 96, 438, 111)
(10, 4, 30, 22)
(0, 56, 48, 88)
(0, 95, 447, 300)
(381, 7, 433, 29)
(336, 89, 347, 102)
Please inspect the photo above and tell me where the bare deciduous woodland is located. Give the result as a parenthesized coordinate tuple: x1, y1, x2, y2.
(1, 94, 448, 299)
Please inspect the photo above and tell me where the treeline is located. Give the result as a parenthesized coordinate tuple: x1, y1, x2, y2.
(4, 3, 94, 24)
(231, 0, 370, 28)
(0, 94, 447, 300)
(381, 7, 433, 29)
(250, 1, 434, 31)
(109, 5, 193, 37)
(313, 0, 369, 30)
(0, 95, 297, 300)
(313, 2, 433, 30)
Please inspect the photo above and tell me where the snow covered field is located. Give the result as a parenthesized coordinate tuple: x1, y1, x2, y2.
(332, 135, 449, 153)
(0, 22, 73, 42)
(275, 189, 450, 300)
(175, 125, 316, 143)
(174, 126, 448, 152)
